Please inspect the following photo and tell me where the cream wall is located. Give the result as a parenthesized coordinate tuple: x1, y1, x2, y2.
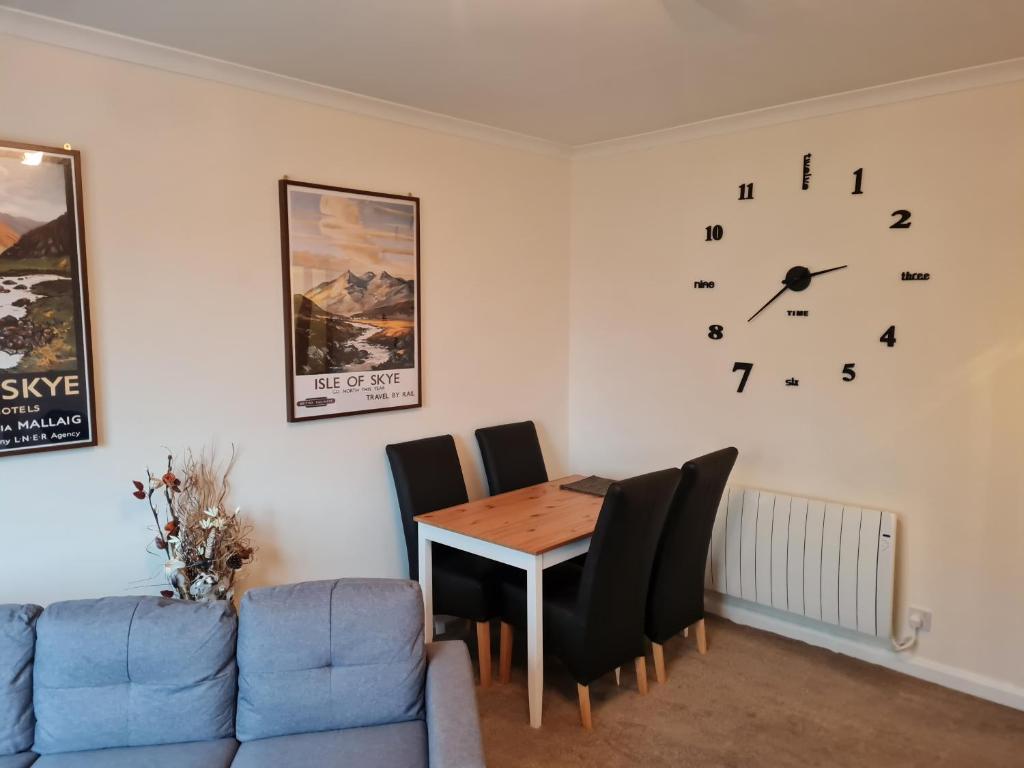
(2, 30, 1022, 709)
(569, 82, 1024, 701)
(0, 35, 570, 605)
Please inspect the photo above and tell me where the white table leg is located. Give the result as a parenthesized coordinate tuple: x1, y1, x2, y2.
(418, 527, 433, 643)
(526, 555, 544, 728)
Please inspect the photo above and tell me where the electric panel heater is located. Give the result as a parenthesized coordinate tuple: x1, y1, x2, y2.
(704, 486, 896, 638)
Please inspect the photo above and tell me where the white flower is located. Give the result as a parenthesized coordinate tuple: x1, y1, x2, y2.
(203, 507, 220, 517)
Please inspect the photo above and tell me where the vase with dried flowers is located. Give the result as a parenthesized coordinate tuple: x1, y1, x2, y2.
(131, 446, 254, 602)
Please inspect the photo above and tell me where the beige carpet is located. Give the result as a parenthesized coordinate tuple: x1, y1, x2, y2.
(458, 617, 1024, 767)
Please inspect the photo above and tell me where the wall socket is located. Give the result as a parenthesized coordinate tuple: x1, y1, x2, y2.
(908, 606, 933, 632)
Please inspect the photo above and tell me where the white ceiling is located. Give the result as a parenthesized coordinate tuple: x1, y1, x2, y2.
(4, 0, 1024, 146)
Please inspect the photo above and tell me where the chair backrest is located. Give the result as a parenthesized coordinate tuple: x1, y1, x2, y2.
(33, 596, 237, 754)
(386, 434, 469, 579)
(475, 420, 548, 495)
(645, 447, 738, 643)
(0, 603, 42, 756)
(573, 468, 680, 677)
(236, 578, 425, 742)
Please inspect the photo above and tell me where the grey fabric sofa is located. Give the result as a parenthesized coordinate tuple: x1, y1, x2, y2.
(0, 579, 485, 768)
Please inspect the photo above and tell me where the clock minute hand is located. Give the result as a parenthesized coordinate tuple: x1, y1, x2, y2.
(747, 284, 789, 323)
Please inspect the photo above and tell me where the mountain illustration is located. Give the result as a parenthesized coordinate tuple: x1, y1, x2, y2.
(0, 221, 18, 253)
(0, 213, 74, 275)
(304, 269, 414, 318)
(0, 212, 45, 237)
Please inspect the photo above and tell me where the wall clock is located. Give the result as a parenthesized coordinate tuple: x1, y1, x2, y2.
(697, 158, 923, 393)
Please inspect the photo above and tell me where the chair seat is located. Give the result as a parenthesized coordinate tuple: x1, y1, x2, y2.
(232, 721, 426, 768)
(499, 562, 586, 666)
(432, 545, 508, 622)
(32, 738, 237, 768)
(0, 754, 37, 768)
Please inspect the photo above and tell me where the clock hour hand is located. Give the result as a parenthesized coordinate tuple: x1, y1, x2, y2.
(747, 284, 789, 323)
(808, 264, 848, 278)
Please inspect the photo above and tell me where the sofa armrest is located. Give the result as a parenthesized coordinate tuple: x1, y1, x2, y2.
(425, 640, 486, 768)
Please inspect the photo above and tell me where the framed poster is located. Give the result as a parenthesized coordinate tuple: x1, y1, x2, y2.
(279, 179, 421, 421)
(0, 140, 96, 457)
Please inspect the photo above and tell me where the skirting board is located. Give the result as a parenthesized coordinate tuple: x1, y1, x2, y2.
(705, 592, 1024, 712)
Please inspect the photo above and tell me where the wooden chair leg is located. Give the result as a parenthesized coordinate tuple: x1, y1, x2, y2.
(634, 656, 648, 695)
(695, 618, 708, 655)
(614, 667, 621, 686)
(577, 684, 593, 729)
(498, 621, 513, 684)
(652, 642, 666, 683)
(476, 621, 492, 687)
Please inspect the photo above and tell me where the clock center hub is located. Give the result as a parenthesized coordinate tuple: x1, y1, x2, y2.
(784, 265, 812, 292)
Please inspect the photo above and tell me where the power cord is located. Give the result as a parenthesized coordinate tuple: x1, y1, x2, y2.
(891, 612, 924, 652)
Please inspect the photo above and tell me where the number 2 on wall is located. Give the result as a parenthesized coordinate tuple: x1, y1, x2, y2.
(890, 210, 912, 229)
(732, 362, 753, 392)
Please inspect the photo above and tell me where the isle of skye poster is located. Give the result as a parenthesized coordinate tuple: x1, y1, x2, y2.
(279, 180, 420, 421)
(0, 141, 96, 457)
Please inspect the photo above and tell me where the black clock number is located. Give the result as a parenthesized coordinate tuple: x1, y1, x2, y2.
(705, 224, 724, 241)
(738, 182, 754, 200)
(732, 362, 753, 392)
(880, 325, 897, 347)
(852, 168, 864, 195)
(890, 209, 912, 229)
(708, 324, 724, 340)
(842, 363, 857, 382)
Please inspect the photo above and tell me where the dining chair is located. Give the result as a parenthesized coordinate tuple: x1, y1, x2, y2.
(496, 467, 680, 729)
(646, 447, 738, 683)
(475, 420, 548, 495)
(386, 434, 504, 686)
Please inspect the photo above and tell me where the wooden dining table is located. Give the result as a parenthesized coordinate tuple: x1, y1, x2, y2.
(415, 475, 604, 728)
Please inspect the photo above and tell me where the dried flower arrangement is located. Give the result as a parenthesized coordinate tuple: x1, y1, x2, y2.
(131, 446, 254, 601)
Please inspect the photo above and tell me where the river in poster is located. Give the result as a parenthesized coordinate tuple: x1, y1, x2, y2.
(0, 143, 95, 456)
(283, 182, 419, 420)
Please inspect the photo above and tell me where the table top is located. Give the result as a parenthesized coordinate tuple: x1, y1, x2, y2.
(414, 475, 604, 555)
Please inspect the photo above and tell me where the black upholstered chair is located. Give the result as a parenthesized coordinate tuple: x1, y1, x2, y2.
(386, 434, 504, 686)
(475, 420, 548, 495)
(497, 468, 680, 728)
(646, 447, 738, 682)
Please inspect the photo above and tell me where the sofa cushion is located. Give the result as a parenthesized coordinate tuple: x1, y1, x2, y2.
(236, 579, 425, 741)
(33, 597, 236, 754)
(31, 738, 237, 767)
(0, 605, 42, 756)
(0, 753, 37, 768)
(231, 721, 426, 768)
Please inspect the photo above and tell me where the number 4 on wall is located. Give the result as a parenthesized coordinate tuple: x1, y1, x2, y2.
(880, 326, 897, 347)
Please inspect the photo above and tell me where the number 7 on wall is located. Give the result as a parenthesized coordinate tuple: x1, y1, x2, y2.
(732, 362, 753, 393)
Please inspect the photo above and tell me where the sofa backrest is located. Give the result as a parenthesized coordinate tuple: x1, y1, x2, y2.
(33, 596, 237, 754)
(0, 604, 42, 756)
(236, 578, 425, 742)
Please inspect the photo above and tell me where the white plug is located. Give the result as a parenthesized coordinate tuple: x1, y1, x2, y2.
(908, 606, 932, 632)
(892, 606, 931, 652)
